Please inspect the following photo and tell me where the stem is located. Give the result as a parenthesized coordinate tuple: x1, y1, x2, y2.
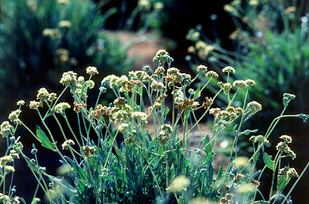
(281, 161, 309, 204)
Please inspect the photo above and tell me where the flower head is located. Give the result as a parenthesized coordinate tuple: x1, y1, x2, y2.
(196, 65, 208, 72)
(62, 139, 75, 150)
(86, 66, 99, 76)
(246, 101, 262, 114)
(55, 102, 71, 114)
(166, 175, 190, 193)
(8, 110, 22, 123)
(60, 71, 77, 86)
(279, 135, 292, 143)
(222, 66, 235, 73)
(205, 71, 219, 79)
(37, 88, 50, 101)
(16, 100, 25, 106)
(1, 121, 13, 138)
(233, 80, 247, 89)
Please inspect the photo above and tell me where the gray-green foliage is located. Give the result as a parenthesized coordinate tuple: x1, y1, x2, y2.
(0, 0, 133, 97)
(1, 51, 308, 203)
(186, 0, 309, 131)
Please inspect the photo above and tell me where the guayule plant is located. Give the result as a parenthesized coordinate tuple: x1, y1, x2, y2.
(1, 50, 308, 203)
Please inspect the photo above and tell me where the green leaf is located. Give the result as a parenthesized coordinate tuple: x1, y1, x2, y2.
(137, 87, 143, 96)
(239, 129, 258, 136)
(193, 84, 201, 99)
(277, 176, 289, 191)
(263, 152, 274, 171)
(215, 166, 223, 181)
(253, 201, 269, 204)
(158, 145, 164, 155)
(36, 126, 57, 152)
(164, 107, 170, 117)
(201, 135, 211, 154)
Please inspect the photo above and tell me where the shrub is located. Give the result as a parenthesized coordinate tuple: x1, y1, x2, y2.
(185, 0, 309, 129)
(0, 0, 135, 105)
(1, 50, 308, 203)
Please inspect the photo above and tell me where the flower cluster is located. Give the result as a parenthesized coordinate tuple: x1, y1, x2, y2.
(0, 121, 13, 138)
(157, 124, 173, 145)
(55, 102, 71, 114)
(276, 135, 296, 160)
(81, 145, 96, 157)
(62, 139, 75, 150)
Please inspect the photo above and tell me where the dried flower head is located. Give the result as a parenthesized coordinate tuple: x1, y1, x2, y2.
(209, 108, 221, 116)
(81, 145, 96, 157)
(124, 136, 138, 144)
(203, 97, 213, 109)
(132, 112, 148, 128)
(279, 166, 299, 179)
(113, 97, 126, 106)
(86, 66, 99, 76)
(118, 123, 129, 133)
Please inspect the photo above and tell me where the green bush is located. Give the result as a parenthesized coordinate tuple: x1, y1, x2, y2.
(185, 0, 309, 133)
(0, 0, 135, 102)
(1, 50, 308, 203)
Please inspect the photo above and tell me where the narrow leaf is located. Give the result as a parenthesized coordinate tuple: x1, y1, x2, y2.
(263, 152, 274, 171)
(36, 126, 57, 151)
(239, 129, 258, 136)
